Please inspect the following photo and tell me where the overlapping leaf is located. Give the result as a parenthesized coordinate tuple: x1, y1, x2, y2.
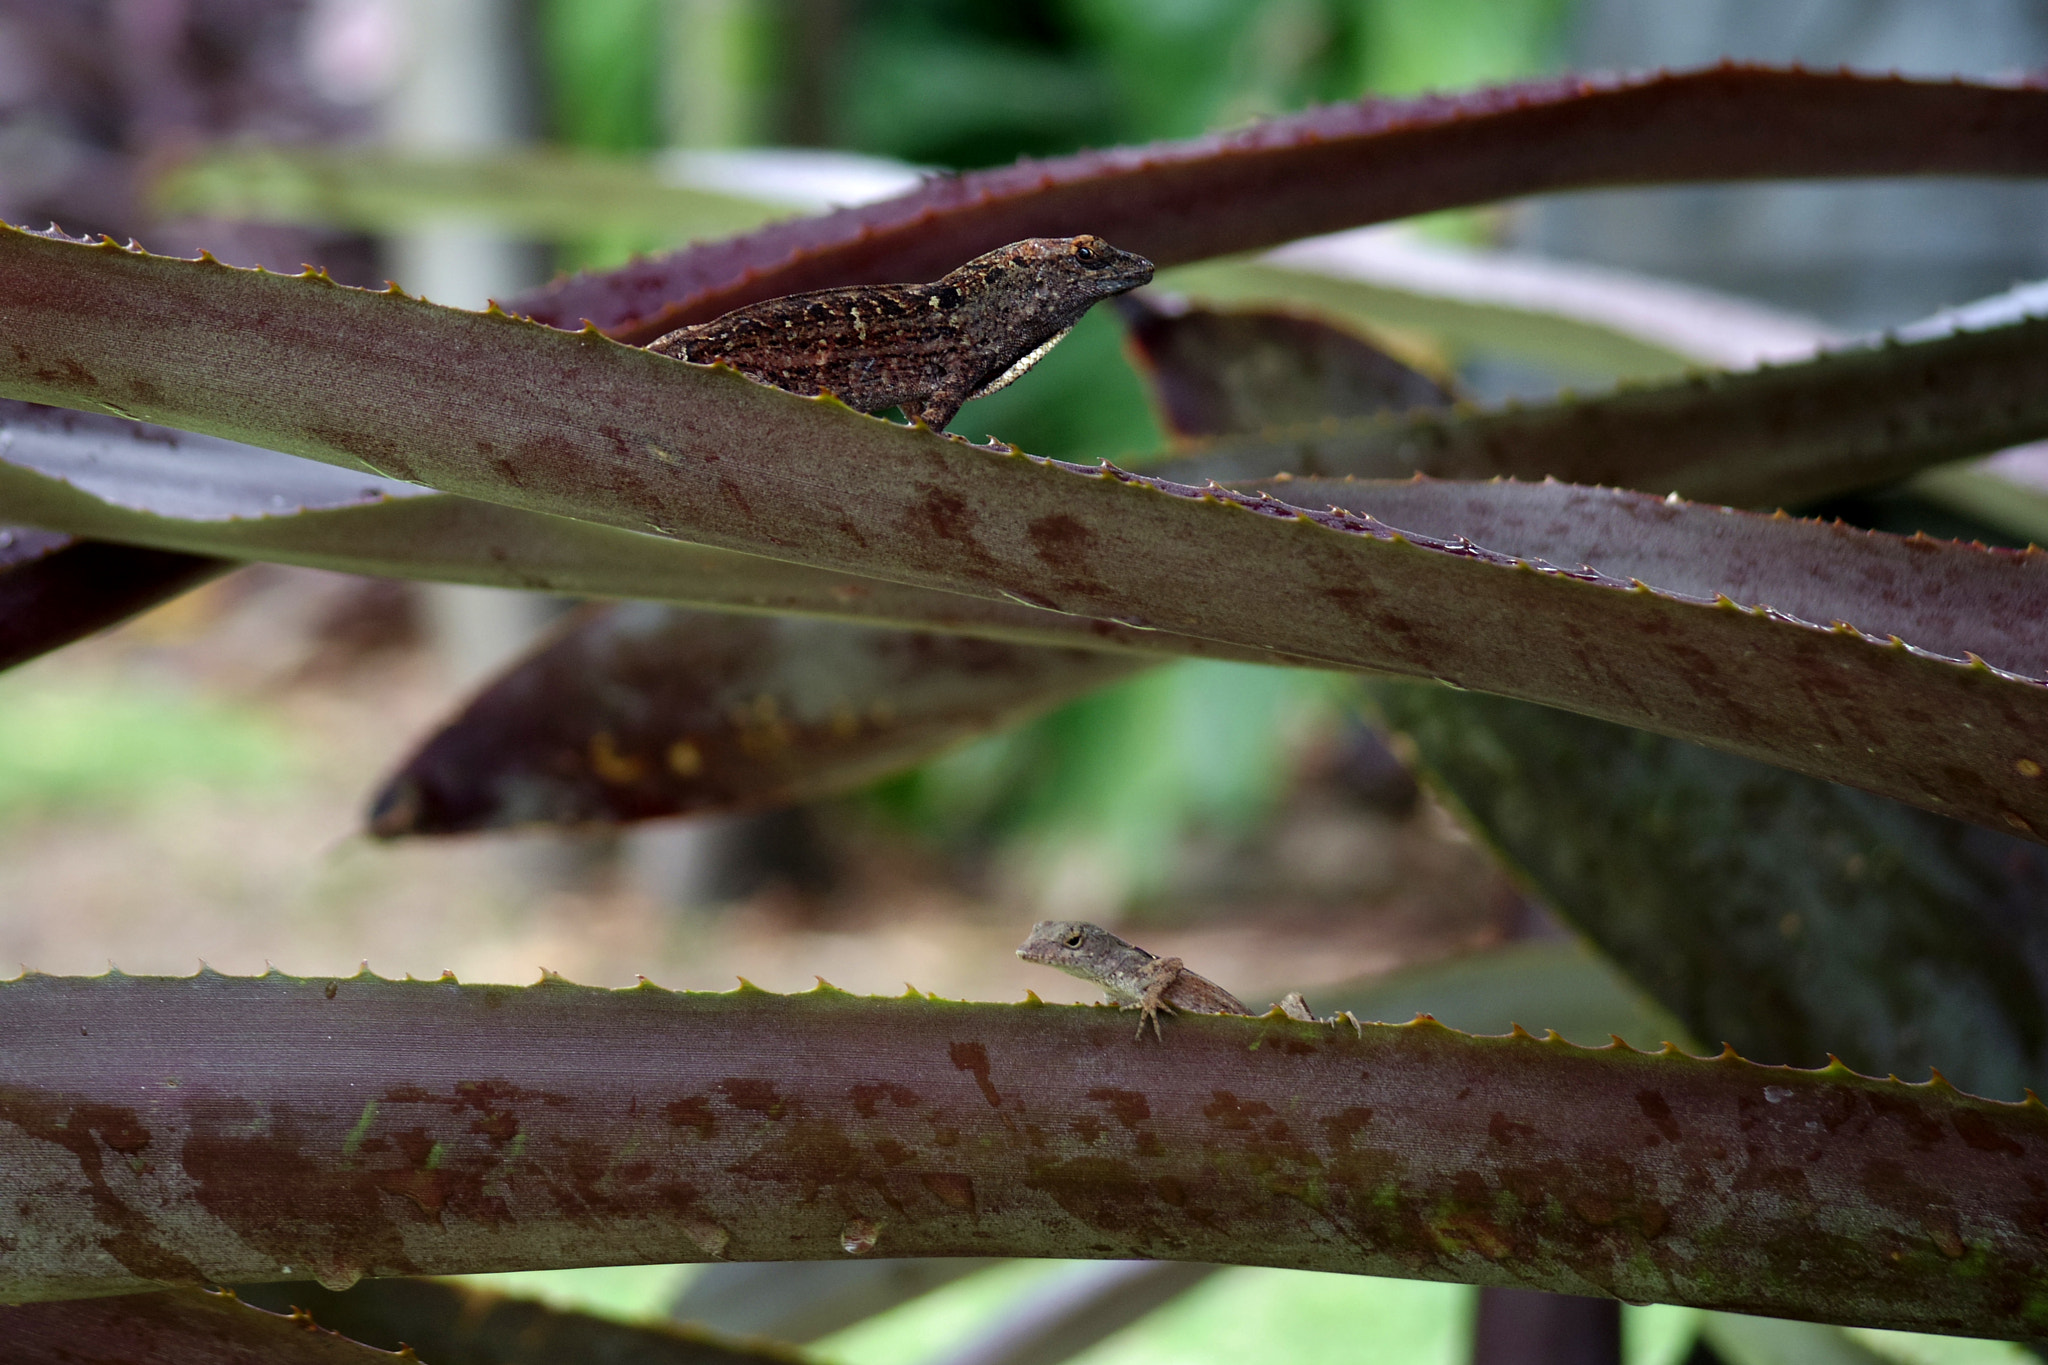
(0, 523, 228, 671)
(1368, 681, 2048, 1099)
(1176, 313, 2048, 507)
(509, 68, 2048, 342)
(3, 969, 2044, 1337)
(1136, 299, 2048, 1103)
(4, 227, 2048, 842)
(0, 403, 1288, 665)
(367, 603, 1147, 836)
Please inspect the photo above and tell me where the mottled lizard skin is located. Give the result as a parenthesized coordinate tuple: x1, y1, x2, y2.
(647, 235, 1154, 431)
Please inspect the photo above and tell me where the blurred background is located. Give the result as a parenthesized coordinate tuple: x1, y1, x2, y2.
(3, 2, 2046, 1362)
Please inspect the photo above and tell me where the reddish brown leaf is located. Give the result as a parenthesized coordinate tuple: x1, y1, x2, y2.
(1117, 296, 1451, 442)
(0, 527, 229, 672)
(2, 971, 2044, 1337)
(510, 68, 2048, 344)
(7, 228, 2048, 843)
(1, 1287, 404, 1363)
(368, 603, 1147, 836)
(1173, 314, 2048, 507)
(230, 1278, 803, 1364)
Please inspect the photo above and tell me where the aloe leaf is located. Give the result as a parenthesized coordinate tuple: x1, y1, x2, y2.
(1176, 314, 2048, 507)
(1117, 295, 1451, 441)
(229, 1277, 800, 1364)
(1243, 475, 2048, 683)
(1368, 681, 2048, 1102)
(149, 145, 789, 243)
(8, 229, 2048, 844)
(1156, 252, 1827, 382)
(0, 525, 229, 672)
(0, 405, 1288, 667)
(508, 68, 2048, 343)
(1136, 301, 2048, 1115)
(5, 970, 2046, 1336)
(367, 602, 1148, 836)
(3, 1286, 406, 1362)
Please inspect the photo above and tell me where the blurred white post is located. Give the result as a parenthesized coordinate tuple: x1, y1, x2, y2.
(620, 0, 771, 914)
(383, 0, 555, 693)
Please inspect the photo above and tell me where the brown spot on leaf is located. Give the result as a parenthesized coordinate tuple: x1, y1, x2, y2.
(1952, 1110, 2025, 1157)
(1086, 1088, 1151, 1129)
(849, 1082, 922, 1117)
(1488, 1112, 1537, 1145)
(949, 1042, 1002, 1108)
(921, 1172, 976, 1213)
(718, 1078, 788, 1119)
(1203, 1091, 1275, 1130)
(1636, 1091, 1683, 1142)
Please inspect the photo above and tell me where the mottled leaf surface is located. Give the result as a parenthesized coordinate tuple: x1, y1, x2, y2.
(369, 603, 1147, 836)
(7, 229, 2048, 841)
(2, 971, 2045, 1338)
(1175, 315, 2048, 507)
(510, 68, 2048, 343)
(1248, 476, 2048, 680)
(0, 406, 1287, 666)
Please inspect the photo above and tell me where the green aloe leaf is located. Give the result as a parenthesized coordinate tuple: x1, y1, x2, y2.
(3, 228, 2046, 844)
(4, 969, 2044, 1337)
(149, 145, 787, 243)
(509, 68, 2048, 342)
(367, 603, 1147, 837)
(1367, 681, 2048, 1102)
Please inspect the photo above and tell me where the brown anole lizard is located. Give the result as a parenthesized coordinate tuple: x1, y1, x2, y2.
(646, 235, 1154, 431)
(1017, 920, 1250, 1041)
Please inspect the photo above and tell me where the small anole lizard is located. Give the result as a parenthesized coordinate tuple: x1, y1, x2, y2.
(1017, 920, 1250, 1041)
(646, 235, 1154, 431)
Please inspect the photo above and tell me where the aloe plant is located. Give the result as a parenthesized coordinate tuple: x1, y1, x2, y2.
(6, 65, 2048, 1358)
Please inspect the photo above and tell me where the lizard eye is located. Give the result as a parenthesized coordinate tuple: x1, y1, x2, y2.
(1063, 932, 1085, 948)
(1074, 244, 1101, 267)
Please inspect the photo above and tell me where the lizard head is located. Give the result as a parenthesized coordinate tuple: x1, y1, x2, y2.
(1016, 919, 1138, 973)
(957, 236, 1154, 314)
(1035, 235, 1155, 301)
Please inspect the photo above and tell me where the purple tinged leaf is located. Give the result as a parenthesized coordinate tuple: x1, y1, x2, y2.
(3, 969, 2045, 1337)
(0, 527, 229, 672)
(367, 604, 1148, 836)
(1249, 477, 2048, 680)
(1175, 313, 2048, 507)
(1117, 296, 1451, 441)
(510, 68, 2048, 343)
(5, 228, 2048, 842)
(1, 1287, 406, 1362)
(0, 416, 1292, 668)
(227, 1277, 804, 1364)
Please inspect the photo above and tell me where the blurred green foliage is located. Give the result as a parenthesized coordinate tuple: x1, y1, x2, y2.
(0, 676, 295, 817)
(531, 0, 1573, 909)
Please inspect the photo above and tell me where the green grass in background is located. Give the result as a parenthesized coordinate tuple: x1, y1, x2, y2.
(0, 674, 296, 819)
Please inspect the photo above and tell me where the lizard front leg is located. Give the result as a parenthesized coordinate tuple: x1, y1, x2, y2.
(1133, 956, 1185, 1042)
(903, 392, 967, 432)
